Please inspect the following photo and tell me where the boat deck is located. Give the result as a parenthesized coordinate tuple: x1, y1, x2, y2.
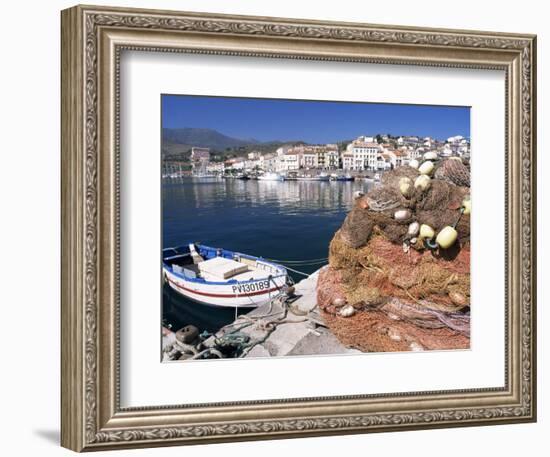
(182, 259, 276, 283)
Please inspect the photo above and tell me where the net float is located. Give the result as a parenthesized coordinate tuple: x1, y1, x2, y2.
(449, 291, 468, 307)
(436, 226, 458, 249)
(419, 224, 435, 240)
(399, 177, 413, 197)
(339, 304, 356, 317)
(418, 160, 434, 175)
(462, 197, 471, 215)
(408, 221, 420, 236)
(414, 174, 431, 191)
(394, 209, 412, 221)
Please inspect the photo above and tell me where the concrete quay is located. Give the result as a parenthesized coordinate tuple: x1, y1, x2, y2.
(206, 267, 361, 358)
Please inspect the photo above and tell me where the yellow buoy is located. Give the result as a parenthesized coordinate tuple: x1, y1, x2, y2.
(418, 160, 434, 175)
(436, 226, 458, 249)
(462, 197, 471, 215)
(399, 177, 413, 197)
(414, 174, 431, 191)
(419, 224, 435, 240)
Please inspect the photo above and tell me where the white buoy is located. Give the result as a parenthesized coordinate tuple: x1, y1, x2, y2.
(394, 209, 412, 221)
(339, 304, 355, 318)
(409, 159, 419, 169)
(408, 221, 420, 236)
(423, 151, 438, 160)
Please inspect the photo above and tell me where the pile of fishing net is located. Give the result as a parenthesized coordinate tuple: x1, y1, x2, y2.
(317, 158, 471, 352)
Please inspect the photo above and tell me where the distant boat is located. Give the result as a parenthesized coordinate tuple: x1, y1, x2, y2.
(163, 244, 289, 308)
(296, 173, 330, 181)
(258, 172, 285, 181)
(192, 173, 219, 179)
(333, 174, 354, 181)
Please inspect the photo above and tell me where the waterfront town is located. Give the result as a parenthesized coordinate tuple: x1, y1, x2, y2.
(163, 134, 470, 178)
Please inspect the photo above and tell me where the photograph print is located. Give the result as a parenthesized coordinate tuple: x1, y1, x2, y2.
(161, 95, 471, 362)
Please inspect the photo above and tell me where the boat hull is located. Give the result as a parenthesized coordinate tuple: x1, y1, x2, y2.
(163, 267, 287, 308)
(296, 176, 330, 181)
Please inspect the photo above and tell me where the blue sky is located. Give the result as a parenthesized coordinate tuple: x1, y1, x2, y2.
(162, 94, 470, 143)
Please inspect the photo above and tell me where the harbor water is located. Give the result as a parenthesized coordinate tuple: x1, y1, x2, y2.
(162, 178, 374, 333)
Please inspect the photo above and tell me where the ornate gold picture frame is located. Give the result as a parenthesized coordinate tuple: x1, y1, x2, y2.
(61, 4, 536, 451)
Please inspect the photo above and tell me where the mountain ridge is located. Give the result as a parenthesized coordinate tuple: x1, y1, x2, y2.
(162, 127, 261, 150)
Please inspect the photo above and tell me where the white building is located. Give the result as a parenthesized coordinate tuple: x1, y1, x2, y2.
(377, 153, 392, 170)
(423, 137, 433, 148)
(205, 162, 225, 174)
(408, 147, 422, 160)
(259, 153, 278, 172)
(441, 144, 453, 157)
(277, 151, 301, 171)
(276, 145, 293, 157)
(302, 150, 318, 169)
(325, 148, 340, 169)
(447, 135, 465, 144)
(356, 135, 375, 143)
(226, 159, 245, 171)
(347, 138, 381, 170)
(341, 152, 354, 170)
(190, 147, 211, 174)
(244, 158, 261, 170)
(386, 149, 408, 168)
(190, 147, 210, 161)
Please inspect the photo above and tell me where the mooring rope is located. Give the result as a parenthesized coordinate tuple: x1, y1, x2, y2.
(282, 265, 312, 277)
(266, 257, 328, 265)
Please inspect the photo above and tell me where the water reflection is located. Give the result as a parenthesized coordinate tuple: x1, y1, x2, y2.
(162, 178, 373, 332)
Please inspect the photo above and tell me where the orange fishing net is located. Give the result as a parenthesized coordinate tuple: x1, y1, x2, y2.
(317, 162, 471, 352)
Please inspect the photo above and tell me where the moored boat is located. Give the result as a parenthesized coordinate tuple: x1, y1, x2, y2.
(258, 172, 285, 181)
(191, 173, 219, 179)
(163, 244, 289, 308)
(296, 173, 330, 181)
(335, 174, 354, 181)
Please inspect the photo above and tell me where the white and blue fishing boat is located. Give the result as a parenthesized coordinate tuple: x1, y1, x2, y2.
(162, 244, 289, 308)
